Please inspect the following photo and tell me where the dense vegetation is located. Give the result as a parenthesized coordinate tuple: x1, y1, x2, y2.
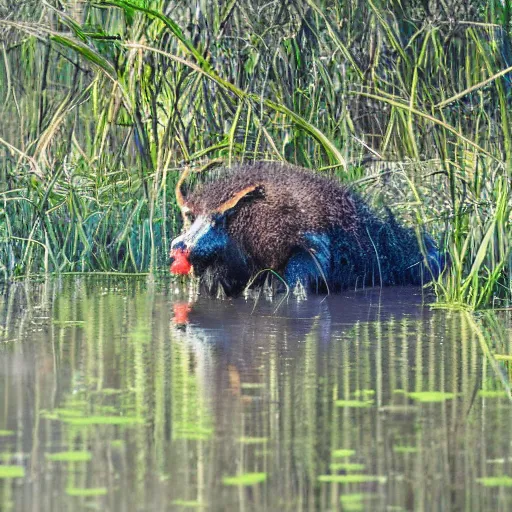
(0, 0, 511, 309)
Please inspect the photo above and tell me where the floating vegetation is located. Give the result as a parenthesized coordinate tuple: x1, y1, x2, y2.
(335, 400, 374, 408)
(66, 487, 108, 497)
(340, 493, 375, 504)
(62, 416, 144, 426)
(318, 474, 387, 484)
(171, 500, 204, 508)
(52, 320, 85, 327)
(353, 389, 375, 398)
(477, 477, 512, 487)
(478, 390, 508, 398)
(46, 451, 92, 462)
(222, 473, 267, 486)
(340, 493, 373, 511)
(393, 446, 419, 454)
(0, 466, 25, 478)
(332, 449, 356, 459)
(238, 437, 268, 445)
(340, 493, 365, 503)
(407, 392, 456, 403)
(49, 409, 86, 418)
(174, 425, 214, 441)
(240, 383, 265, 389)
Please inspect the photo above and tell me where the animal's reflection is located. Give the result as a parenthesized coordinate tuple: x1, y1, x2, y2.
(167, 287, 431, 506)
(170, 288, 429, 402)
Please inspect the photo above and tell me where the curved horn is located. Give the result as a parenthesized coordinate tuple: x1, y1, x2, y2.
(175, 165, 192, 210)
(216, 185, 262, 214)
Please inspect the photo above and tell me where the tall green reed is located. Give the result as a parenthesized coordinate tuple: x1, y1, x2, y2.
(0, 0, 510, 308)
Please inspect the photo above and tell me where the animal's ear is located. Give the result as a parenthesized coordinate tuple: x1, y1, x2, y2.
(216, 185, 264, 214)
(175, 165, 192, 210)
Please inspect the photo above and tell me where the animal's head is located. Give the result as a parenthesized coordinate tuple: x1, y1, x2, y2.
(170, 167, 263, 293)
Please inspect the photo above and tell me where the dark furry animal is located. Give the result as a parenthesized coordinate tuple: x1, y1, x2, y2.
(170, 162, 441, 296)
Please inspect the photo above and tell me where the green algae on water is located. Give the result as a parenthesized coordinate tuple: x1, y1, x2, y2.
(46, 451, 92, 462)
(223, 473, 267, 486)
(393, 446, 418, 454)
(51, 408, 86, 418)
(0, 465, 25, 478)
(52, 320, 85, 327)
(318, 474, 386, 484)
(341, 503, 363, 511)
(477, 476, 512, 487)
(340, 493, 368, 512)
(240, 383, 265, 389)
(332, 449, 356, 458)
(171, 500, 204, 508)
(41, 408, 88, 421)
(340, 493, 374, 503)
(407, 392, 455, 403)
(175, 424, 214, 441)
(353, 389, 375, 398)
(62, 416, 145, 426)
(66, 487, 108, 496)
(478, 390, 508, 398)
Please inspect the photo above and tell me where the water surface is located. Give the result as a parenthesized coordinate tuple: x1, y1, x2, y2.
(0, 277, 511, 511)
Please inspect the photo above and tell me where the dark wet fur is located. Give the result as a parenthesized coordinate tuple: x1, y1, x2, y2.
(182, 162, 440, 295)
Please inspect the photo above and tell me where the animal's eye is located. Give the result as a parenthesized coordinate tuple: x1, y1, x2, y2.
(210, 213, 224, 228)
(184, 211, 195, 223)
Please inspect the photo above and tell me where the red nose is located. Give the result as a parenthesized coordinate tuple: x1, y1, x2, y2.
(170, 249, 192, 275)
(173, 302, 192, 324)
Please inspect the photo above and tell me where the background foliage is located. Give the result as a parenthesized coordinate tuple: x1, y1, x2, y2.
(0, 0, 511, 308)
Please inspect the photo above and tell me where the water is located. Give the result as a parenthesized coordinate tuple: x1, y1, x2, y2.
(0, 277, 511, 511)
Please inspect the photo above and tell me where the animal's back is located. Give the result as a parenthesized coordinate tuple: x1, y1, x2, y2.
(188, 162, 353, 218)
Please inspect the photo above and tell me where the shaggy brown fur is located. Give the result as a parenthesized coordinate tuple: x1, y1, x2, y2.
(184, 161, 359, 270)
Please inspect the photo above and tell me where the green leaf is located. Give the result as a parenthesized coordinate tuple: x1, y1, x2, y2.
(50, 35, 117, 79)
(0, 466, 25, 478)
(46, 451, 92, 462)
(223, 473, 267, 486)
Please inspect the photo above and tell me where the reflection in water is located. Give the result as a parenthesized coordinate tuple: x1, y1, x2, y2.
(0, 277, 511, 511)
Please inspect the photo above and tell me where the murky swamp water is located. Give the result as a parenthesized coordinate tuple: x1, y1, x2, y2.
(0, 277, 511, 511)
